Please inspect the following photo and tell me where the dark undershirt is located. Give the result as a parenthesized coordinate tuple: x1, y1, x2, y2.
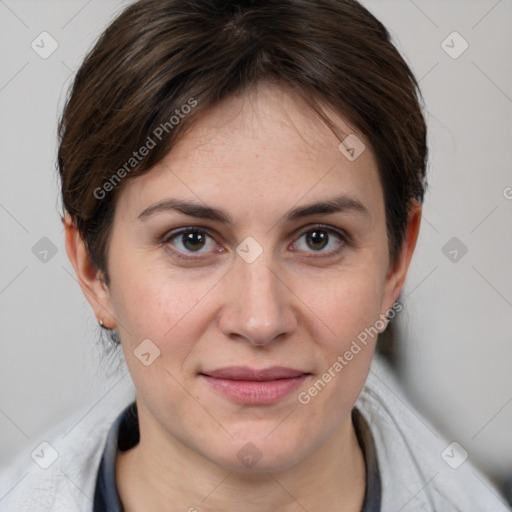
(93, 402, 381, 511)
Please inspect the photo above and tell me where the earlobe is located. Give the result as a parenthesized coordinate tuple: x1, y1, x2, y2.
(62, 212, 117, 329)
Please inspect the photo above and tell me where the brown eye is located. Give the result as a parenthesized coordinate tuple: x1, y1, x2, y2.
(292, 226, 346, 255)
(305, 230, 329, 251)
(165, 229, 217, 254)
(181, 231, 207, 251)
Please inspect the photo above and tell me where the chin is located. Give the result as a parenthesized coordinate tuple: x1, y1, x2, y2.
(203, 434, 312, 474)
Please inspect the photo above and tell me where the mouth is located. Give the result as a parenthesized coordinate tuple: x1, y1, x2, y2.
(199, 366, 311, 405)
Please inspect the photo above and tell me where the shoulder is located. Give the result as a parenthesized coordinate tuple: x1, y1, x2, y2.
(355, 353, 511, 512)
(0, 383, 134, 512)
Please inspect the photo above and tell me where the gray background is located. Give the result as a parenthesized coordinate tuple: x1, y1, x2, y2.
(1, 0, 511, 503)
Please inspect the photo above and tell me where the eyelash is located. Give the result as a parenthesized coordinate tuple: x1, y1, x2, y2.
(160, 224, 350, 261)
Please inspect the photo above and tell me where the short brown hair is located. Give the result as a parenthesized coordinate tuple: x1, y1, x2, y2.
(58, 0, 428, 285)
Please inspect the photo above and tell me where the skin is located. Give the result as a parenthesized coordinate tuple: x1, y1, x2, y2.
(65, 81, 421, 511)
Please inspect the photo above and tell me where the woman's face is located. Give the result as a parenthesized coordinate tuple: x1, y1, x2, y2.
(88, 82, 415, 472)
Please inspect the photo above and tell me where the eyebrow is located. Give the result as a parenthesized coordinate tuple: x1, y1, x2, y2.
(137, 194, 369, 224)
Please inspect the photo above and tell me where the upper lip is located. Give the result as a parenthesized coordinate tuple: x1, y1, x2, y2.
(201, 366, 309, 381)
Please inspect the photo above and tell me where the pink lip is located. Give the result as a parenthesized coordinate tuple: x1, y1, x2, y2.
(200, 366, 310, 405)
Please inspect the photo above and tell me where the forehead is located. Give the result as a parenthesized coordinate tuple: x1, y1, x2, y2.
(115, 82, 383, 224)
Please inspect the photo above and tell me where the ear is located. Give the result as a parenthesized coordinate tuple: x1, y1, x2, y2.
(62, 212, 117, 329)
(381, 199, 422, 313)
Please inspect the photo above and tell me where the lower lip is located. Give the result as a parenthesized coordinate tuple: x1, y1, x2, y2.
(201, 375, 308, 405)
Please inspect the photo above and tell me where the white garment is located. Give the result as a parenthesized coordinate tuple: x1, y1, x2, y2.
(1, 354, 510, 511)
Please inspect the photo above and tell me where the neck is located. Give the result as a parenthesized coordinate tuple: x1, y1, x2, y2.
(116, 403, 366, 512)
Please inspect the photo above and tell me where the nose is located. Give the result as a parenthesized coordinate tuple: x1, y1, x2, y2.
(217, 253, 297, 347)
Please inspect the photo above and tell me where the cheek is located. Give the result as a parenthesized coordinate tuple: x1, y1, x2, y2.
(293, 272, 383, 417)
(109, 254, 214, 342)
(109, 270, 209, 403)
(293, 264, 386, 353)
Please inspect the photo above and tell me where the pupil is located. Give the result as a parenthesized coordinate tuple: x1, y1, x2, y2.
(307, 230, 328, 250)
(183, 231, 205, 251)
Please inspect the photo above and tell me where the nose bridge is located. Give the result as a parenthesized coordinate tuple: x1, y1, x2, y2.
(219, 250, 296, 345)
(242, 256, 280, 317)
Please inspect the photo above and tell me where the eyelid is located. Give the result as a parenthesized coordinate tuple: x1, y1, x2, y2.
(161, 226, 215, 244)
(160, 223, 350, 259)
(293, 223, 350, 243)
(161, 228, 223, 262)
(289, 223, 349, 256)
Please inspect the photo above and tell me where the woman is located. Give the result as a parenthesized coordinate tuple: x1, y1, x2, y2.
(2, 0, 509, 510)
